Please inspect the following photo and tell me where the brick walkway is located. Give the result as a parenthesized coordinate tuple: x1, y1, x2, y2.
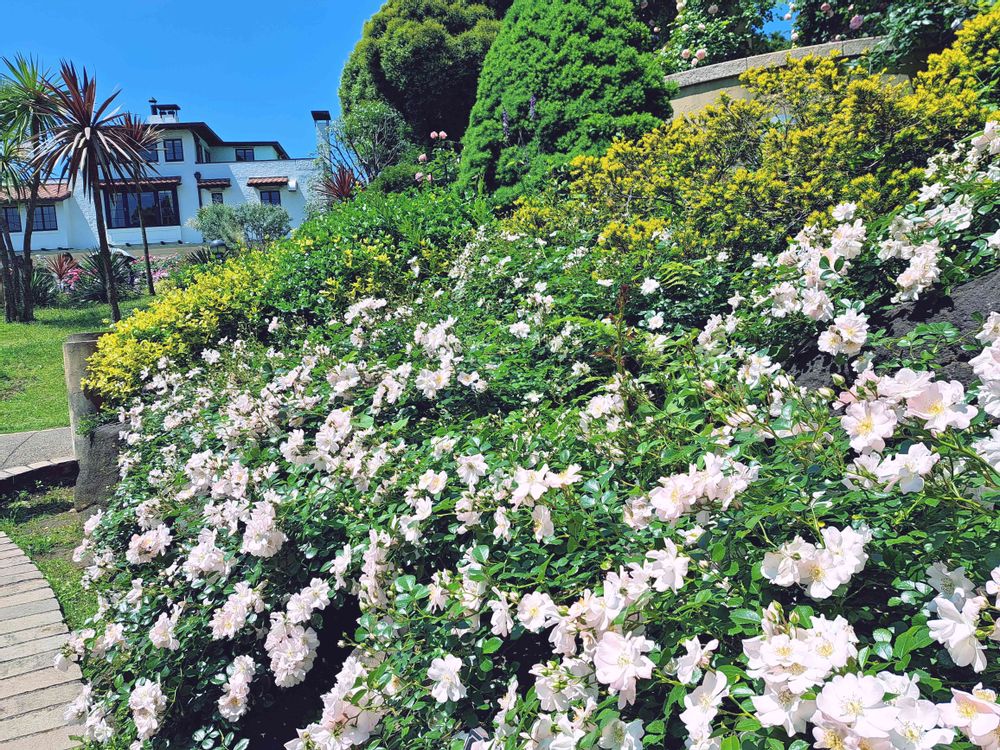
(0, 531, 82, 749)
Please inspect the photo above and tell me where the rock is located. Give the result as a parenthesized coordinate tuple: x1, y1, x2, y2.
(73, 422, 120, 512)
(788, 268, 1000, 389)
(73, 424, 120, 511)
(63, 331, 120, 511)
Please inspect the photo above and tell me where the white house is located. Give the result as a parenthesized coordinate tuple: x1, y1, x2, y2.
(0, 100, 328, 253)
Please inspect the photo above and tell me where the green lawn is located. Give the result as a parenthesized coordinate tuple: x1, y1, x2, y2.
(0, 485, 96, 631)
(0, 297, 150, 434)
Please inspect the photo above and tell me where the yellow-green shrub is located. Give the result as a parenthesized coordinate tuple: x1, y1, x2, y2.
(565, 24, 996, 266)
(84, 251, 274, 404)
(914, 2, 1000, 116)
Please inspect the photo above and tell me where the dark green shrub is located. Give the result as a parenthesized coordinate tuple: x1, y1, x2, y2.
(190, 203, 291, 250)
(368, 160, 422, 194)
(265, 188, 483, 320)
(339, 0, 512, 141)
(74, 253, 135, 303)
(793, 0, 976, 64)
(458, 0, 673, 204)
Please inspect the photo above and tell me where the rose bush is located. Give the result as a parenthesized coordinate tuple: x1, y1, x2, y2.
(63, 115, 1000, 749)
(64, 11, 1000, 749)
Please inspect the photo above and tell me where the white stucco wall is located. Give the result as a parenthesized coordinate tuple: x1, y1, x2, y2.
(15, 125, 317, 252)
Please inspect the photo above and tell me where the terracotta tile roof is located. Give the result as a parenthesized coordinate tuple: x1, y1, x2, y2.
(0, 183, 72, 202)
(246, 176, 288, 187)
(196, 178, 232, 189)
(98, 176, 182, 189)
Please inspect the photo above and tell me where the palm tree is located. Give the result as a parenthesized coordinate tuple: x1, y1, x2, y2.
(32, 62, 150, 322)
(0, 55, 56, 322)
(0, 133, 27, 322)
(116, 113, 161, 296)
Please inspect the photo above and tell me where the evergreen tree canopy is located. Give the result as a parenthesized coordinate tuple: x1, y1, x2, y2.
(458, 0, 673, 203)
(339, 0, 513, 142)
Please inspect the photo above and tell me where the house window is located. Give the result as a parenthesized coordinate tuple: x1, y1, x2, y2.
(235, 147, 255, 162)
(259, 189, 281, 206)
(142, 145, 159, 163)
(1, 206, 21, 233)
(163, 138, 184, 162)
(104, 187, 181, 228)
(211, 192, 224, 205)
(33, 204, 58, 231)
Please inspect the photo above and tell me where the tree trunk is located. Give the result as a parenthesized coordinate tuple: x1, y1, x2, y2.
(0, 219, 17, 323)
(19, 117, 44, 323)
(91, 172, 121, 322)
(136, 184, 155, 295)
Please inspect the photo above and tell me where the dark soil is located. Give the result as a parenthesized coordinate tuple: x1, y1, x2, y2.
(239, 599, 362, 749)
(787, 268, 1000, 389)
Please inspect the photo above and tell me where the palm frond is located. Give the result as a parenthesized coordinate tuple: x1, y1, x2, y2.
(30, 62, 152, 198)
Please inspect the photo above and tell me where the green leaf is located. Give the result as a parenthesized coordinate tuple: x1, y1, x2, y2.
(482, 637, 503, 654)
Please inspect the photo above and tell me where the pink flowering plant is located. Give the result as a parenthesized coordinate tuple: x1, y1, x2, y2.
(62, 122, 1000, 750)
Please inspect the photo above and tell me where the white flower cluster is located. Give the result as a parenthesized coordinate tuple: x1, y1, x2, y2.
(128, 679, 167, 740)
(625, 453, 758, 529)
(218, 655, 256, 722)
(762, 525, 871, 599)
(285, 653, 385, 750)
(740, 604, 960, 749)
(265, 612, 320, 688)
(926, 562, 1000, 674)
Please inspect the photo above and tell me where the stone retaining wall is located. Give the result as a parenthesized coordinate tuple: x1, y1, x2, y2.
(666, 36, 893, 117)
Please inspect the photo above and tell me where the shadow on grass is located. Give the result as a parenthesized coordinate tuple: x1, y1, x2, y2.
(0, 483, 74, 525)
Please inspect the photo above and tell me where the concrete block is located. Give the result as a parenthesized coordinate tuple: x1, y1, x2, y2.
(2, 722, 79, 750)
(0, 586, 53, 609)
(0, 621, 67, 649)
(0, 701, 70, 741)
(0, 597, 59, 623)
(0, 578, 50, 600)
(0, 555, 31, 571)
(73, 423, 120, 511)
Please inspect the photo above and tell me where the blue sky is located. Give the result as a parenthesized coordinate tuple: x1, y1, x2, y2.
(5, 0, 792, 158)
(4, 0, 384, 158)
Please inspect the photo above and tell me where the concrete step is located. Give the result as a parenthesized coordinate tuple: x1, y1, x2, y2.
(0, 596, 59, 623)
(0, 701, 71, 741)
(0, 665, 81, 701)
(0, 633, 68, 663)
(0, 577, 49, 600)
(0, 586, 56, 610)
(2, 722, 80, 749)
(0, 649, 63, 679)
(0, 680, 81, 720)
(0, 569, 43, 587)
(0, 609, 63, 637)
(0, 622, 68, 649)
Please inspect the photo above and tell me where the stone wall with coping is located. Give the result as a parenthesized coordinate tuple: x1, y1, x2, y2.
(666, 36, 893, 117)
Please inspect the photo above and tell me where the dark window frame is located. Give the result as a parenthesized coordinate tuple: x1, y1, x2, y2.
(163, 138, 184, 162)
(234, 147, 255, 162)
(1, 205, 21, 233)
(142, 144, 159, 163)
(259, 189, 281, 206)
(211, 192, 224, 205)
(33, 204, 58, 231)
(104, 187, 181, 229)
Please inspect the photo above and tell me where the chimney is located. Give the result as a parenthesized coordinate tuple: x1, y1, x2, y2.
(311, 110, 332, 164)
(149, 97, 158, 114)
